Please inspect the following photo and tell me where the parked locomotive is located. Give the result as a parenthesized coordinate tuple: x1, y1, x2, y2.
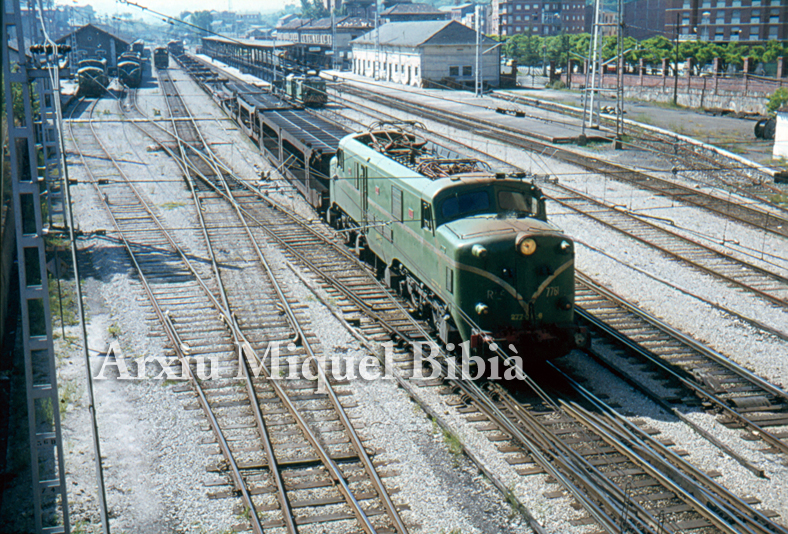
(117, 52, 142, 88)
(284, 73, 327, 107)
(167, 39, 184, 57)
(153, 47, 169, 69)
(327, 126, 586, 358)
(131, 39, 146, 57)
(77, 58, 108, 97)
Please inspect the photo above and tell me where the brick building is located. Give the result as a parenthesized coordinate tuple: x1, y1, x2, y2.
(666, 0, 787, 42)
(491, 0, 586, 37)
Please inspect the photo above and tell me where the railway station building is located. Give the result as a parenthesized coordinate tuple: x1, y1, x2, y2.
(350, 20, 501, 88)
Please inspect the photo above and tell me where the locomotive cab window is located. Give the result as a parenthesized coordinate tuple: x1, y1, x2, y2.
(498, 190, 537, 216)
(337, 149, 344, 170)
(441, 190, 491, 221)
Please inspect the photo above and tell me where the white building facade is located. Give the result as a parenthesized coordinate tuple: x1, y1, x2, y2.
(774, 109, 788, 160)
(351, 20, 500, 88)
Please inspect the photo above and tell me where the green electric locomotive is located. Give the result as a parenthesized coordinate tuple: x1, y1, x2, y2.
(328, 126, 586, 359)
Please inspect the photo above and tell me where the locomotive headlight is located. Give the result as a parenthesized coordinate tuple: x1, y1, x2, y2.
(475, 303, 489, 315)
(518, 238, 537, 256)
(559, 240, 572, 254)
(471, 244, 488, 258)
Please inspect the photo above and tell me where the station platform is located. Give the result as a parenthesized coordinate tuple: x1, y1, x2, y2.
(322, 70, 611, 144)
(189, 53, 272, 90)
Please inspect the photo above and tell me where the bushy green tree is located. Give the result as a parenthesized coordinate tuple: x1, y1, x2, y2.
(767, 87, 788, 116)
(191, 11, 213, 33)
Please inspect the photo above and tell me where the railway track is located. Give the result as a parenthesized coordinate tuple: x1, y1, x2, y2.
(332, 82, 788, 240)
(70, 86, 409, 532)
(574, 274, 788, 466)
(168, 62, 788, 532)
(316, 88, 788, 340)
(493, 90, 788, 203)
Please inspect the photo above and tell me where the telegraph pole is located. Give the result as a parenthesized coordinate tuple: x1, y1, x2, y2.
(374, 4, 380, 80)
(331, 6, 336, 70)
(673, 13, 679, 105)
(475, 5, 481, 96)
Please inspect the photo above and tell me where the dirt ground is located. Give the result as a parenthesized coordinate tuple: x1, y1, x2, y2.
(504, 87, 777, 164)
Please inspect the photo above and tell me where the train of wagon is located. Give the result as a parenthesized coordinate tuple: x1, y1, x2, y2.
(179, 55, 586, 359)
(118, 51, 143, 88)
(153, 47, 169, 69)
(77, 58, 108, 96)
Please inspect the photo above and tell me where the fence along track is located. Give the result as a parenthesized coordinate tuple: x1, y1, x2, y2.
(137, 68, 410, 533)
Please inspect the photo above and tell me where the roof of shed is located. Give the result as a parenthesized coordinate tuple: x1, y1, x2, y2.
(55, 23, 130, 45)
(381, 2, 445, 15)
(351, 20, 494, 47)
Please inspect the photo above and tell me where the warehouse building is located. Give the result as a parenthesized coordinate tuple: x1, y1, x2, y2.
(351, 20, 500, 88)
(56, 24, 129, 74)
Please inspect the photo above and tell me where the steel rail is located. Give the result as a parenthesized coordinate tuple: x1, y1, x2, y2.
(156, 83, 299, 534)
(334, 84, 788, 240)
(550, 187, 788, 310)
(556, 369, 788, 534)
(575, 284, 788, 457)
(492, 91, 788, 203)
(140, 71, 408, 534)
(173, 62, 788, 532)
(66, 100, 267, 534)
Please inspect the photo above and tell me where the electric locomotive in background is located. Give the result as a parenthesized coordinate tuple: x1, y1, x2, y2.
(284, 73, 327, 107)
(118, 51, 143, 88)
(328, 126, 587, 358)
(77, 58, 108, 97)
(153, 47, 169, 69)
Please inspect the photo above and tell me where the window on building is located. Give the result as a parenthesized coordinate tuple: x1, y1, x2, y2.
(463, 66, 472, 76)
(731, 0, 741, 6)
(716, 0, 724, 6)
(752, 0, 761, 5)
(769, 26, 778, 38)
(682, 0, 690, 7)
(702, 0, 711, 7)
(751, 10, 760, 22)
(750, 27, 759, 39)
(732, 9, 740, 21)
(682, 15, 690, 25)
(449, 66, 459, 76)
(516, 25, 522, 31)
(716, 12, 725, 23)
(770, 8, 779, 21)
(516, 4, 521, 8)
(516, 14, 521, 20)
(730, 26, 741, 39)
(714, 31, 724, 40)
(525, 4, 530, 8)
(415, 67, 418, 77)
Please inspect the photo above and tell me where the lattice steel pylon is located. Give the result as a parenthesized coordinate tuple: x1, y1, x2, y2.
(2, 0, 70, 531)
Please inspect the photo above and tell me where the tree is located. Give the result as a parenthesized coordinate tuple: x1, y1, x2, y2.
(191, 11, 213, 33)
(767, 87, 788, 116)
(300, 0, 328, 18)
